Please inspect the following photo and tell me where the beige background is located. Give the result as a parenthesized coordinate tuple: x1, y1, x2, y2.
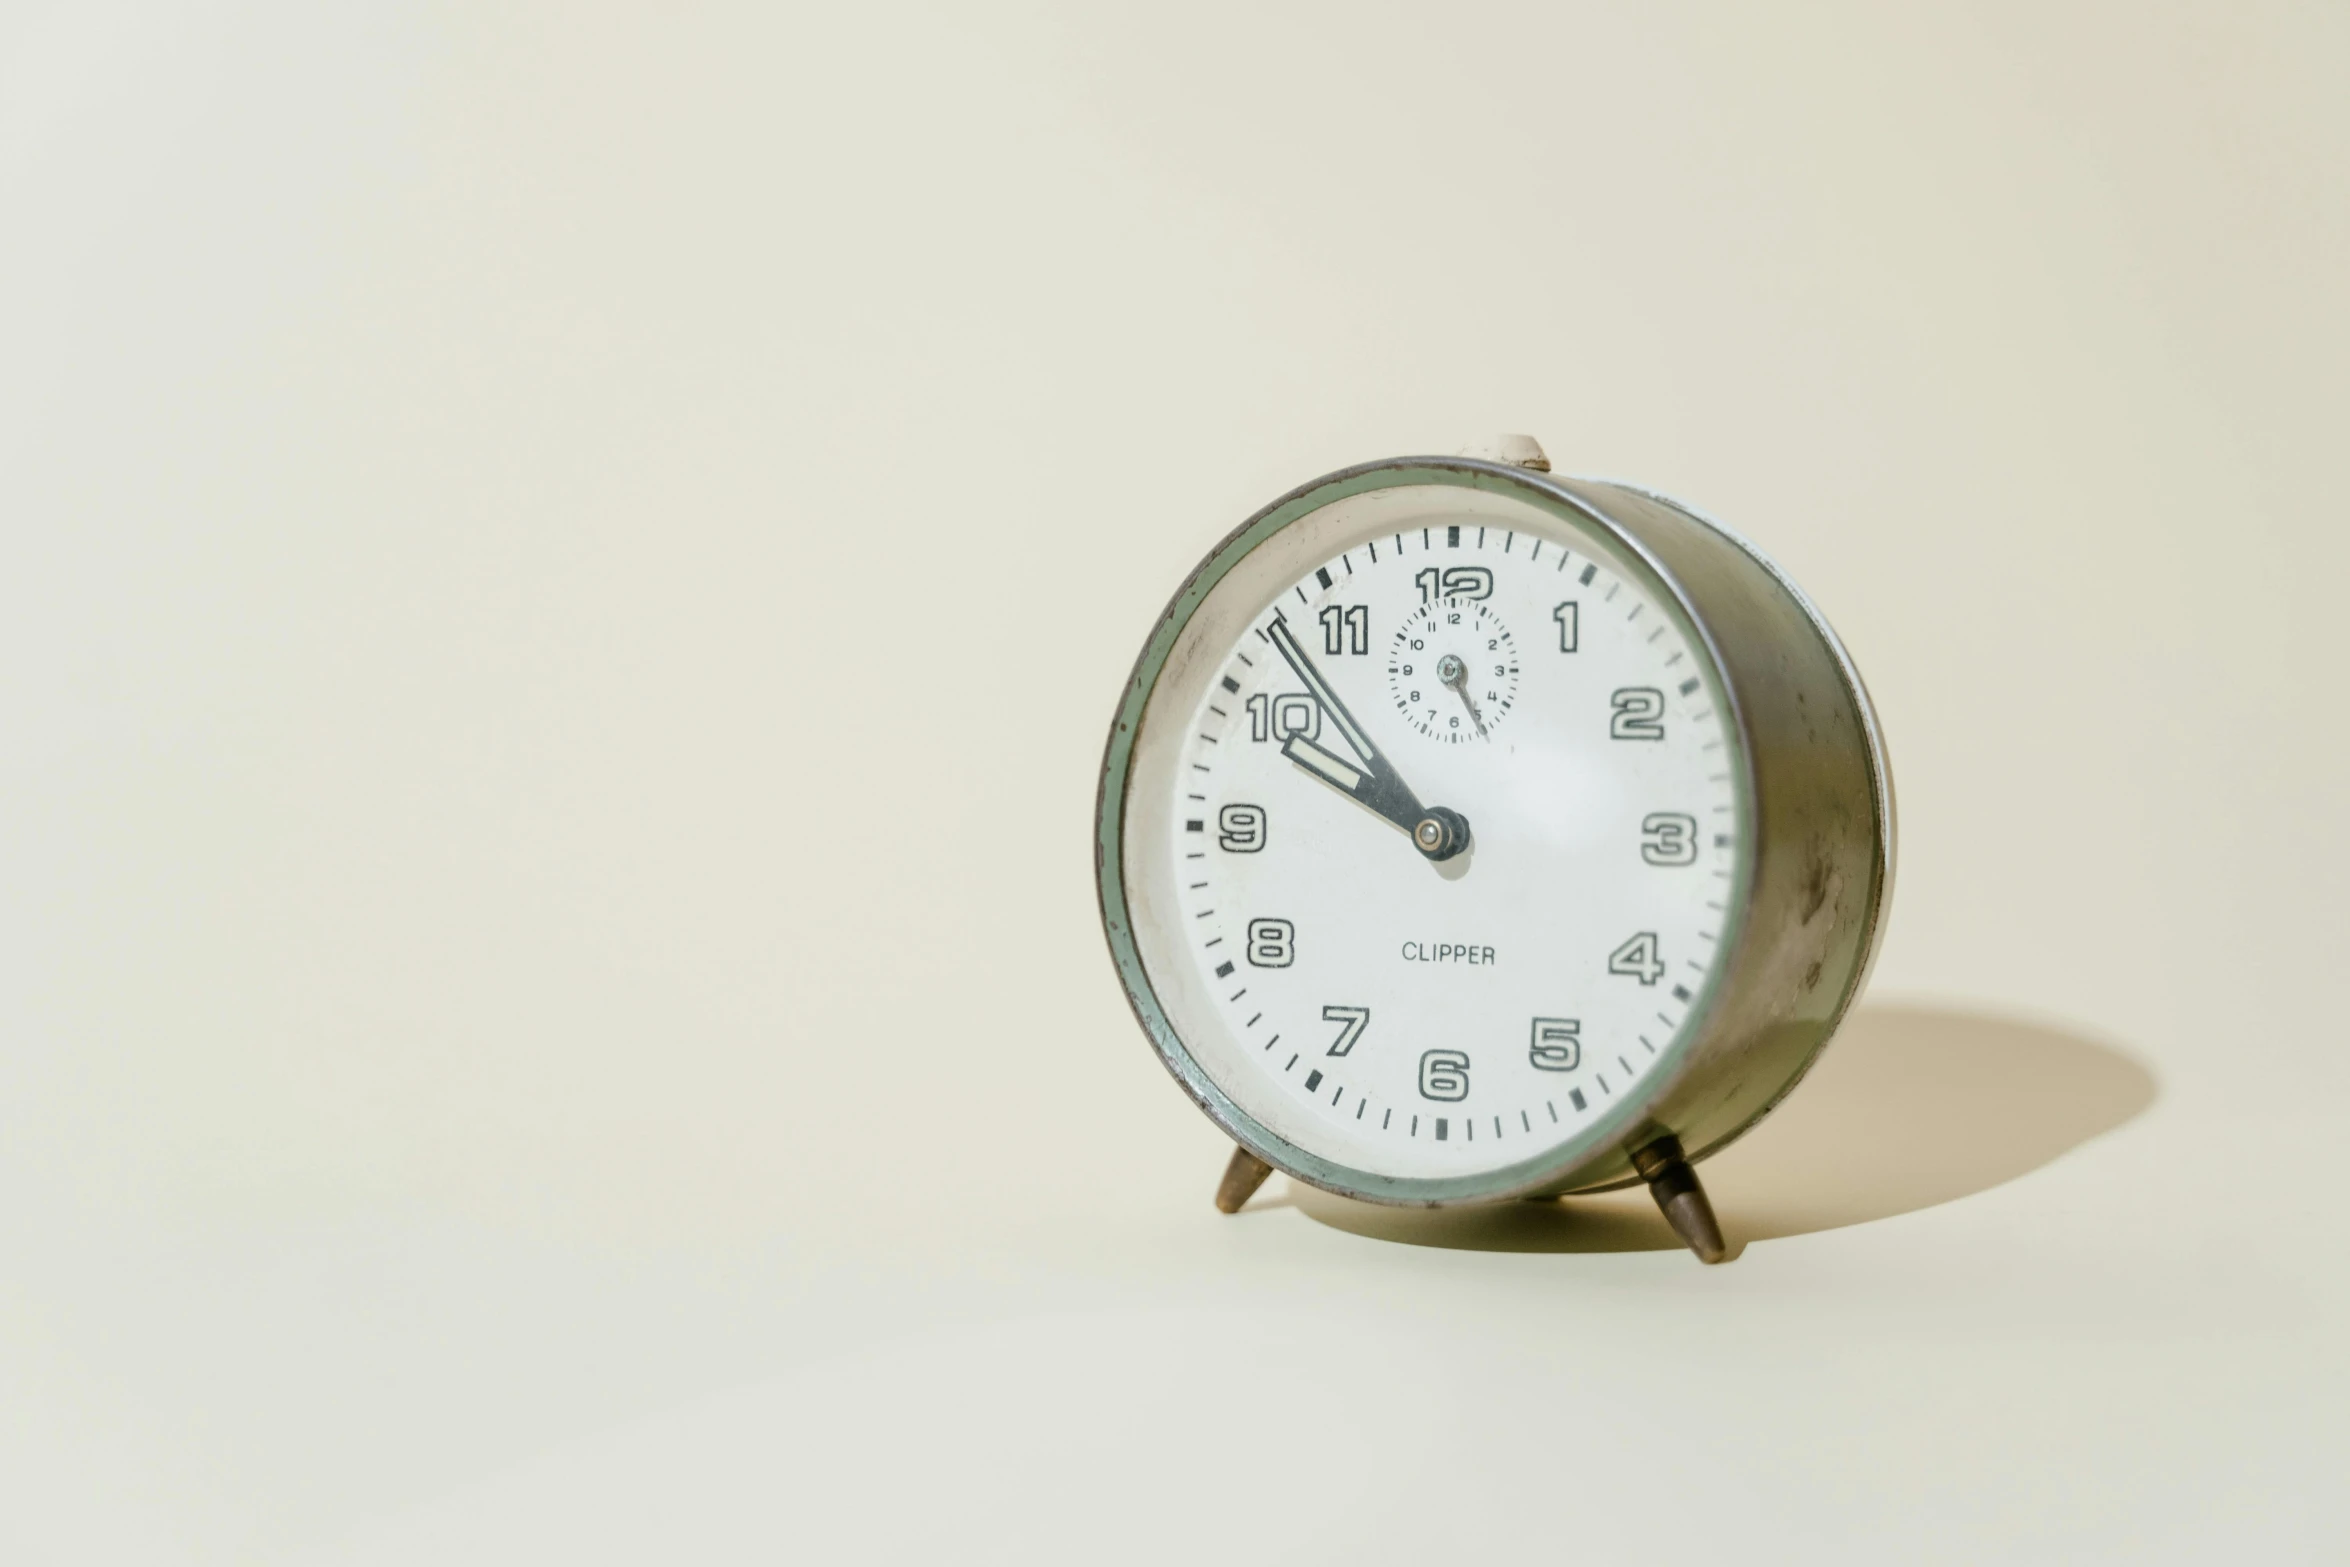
(3, 3, 2344, 1561)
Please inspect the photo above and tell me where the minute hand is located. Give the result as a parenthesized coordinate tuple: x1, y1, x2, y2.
(1265, 616, 1447, 847)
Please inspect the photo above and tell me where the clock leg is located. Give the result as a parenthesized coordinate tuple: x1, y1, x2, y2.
(1214, 1145, 1275, 1213)
(1631, 1135, 1729, 1264)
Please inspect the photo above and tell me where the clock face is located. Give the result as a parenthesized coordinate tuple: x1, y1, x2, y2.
(1115, 481, 1754, 1194)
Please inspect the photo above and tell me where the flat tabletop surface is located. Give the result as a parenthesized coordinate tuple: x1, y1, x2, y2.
(3, 4, 2343, 1561)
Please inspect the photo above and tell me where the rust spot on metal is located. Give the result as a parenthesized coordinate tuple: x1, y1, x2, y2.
(1802, 856, 1832, 922)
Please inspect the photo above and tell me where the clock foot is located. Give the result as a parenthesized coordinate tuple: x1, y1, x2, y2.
(1214, 1145, 1276, 1213)
(1631, 1135, 1728, 1264)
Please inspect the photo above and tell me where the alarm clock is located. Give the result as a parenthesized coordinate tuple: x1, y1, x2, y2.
(1094, 439, 1893, 1262)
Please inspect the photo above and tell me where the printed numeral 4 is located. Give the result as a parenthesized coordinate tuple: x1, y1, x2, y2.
(1608, 931, 1665, 985)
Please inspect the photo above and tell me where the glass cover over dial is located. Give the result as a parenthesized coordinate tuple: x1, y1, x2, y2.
(1126, 487, 1750, 1187)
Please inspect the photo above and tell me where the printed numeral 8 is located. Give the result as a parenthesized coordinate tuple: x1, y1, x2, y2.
(1246, 918, 1294, 968)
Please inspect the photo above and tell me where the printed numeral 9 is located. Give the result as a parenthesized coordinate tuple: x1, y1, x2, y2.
(1217, 803, 1266, 853)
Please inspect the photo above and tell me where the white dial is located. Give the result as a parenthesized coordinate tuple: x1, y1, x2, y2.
(1128, 491, 1748, 1184)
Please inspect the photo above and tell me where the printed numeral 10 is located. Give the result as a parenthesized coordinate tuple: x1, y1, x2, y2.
(1246, 692, 1321, 743)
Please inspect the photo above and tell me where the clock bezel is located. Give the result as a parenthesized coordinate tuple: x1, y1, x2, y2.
(1097, 457, 1790, 1206)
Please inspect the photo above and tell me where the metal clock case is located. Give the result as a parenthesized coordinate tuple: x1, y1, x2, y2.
(1095, 443, 1893, 1262)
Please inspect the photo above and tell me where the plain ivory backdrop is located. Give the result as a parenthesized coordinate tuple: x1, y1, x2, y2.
(2, 2, 2344, 1561)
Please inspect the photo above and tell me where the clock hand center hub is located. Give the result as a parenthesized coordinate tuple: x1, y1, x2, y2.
(1412, 807, 1471, 861)
(1437, 653, 1487, 735)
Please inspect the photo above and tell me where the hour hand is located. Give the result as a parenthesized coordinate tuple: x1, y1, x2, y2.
(1265, 616, 1468, 861)
(1280, 732, 1417, 827)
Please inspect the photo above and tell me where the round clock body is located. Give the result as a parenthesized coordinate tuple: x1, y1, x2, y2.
(1095, 454, 1893, 1209)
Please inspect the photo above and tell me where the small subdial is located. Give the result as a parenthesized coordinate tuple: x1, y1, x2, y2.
(1388, 600, 1520, 742)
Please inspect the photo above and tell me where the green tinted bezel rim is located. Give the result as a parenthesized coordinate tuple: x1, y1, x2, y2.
(1093, 458, 1757, 1206)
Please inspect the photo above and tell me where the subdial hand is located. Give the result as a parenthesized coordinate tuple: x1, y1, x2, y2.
(1264, 615, 1469, 862)
(1437, 653, 1487, 736)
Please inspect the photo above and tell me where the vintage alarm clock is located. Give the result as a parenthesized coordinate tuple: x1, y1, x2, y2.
(1093, 439, 1894, 1263)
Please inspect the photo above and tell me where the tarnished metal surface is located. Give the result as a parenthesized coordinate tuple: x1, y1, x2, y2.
(1095, 456, 1892, 1210)
(1214, 1145, 1276, 1214)
(1631, 1133, 1727, 1264)
(1527, 476, 1892, 1195)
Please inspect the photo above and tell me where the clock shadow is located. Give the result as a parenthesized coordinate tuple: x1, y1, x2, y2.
(1282, 1002, 2157, 1257)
